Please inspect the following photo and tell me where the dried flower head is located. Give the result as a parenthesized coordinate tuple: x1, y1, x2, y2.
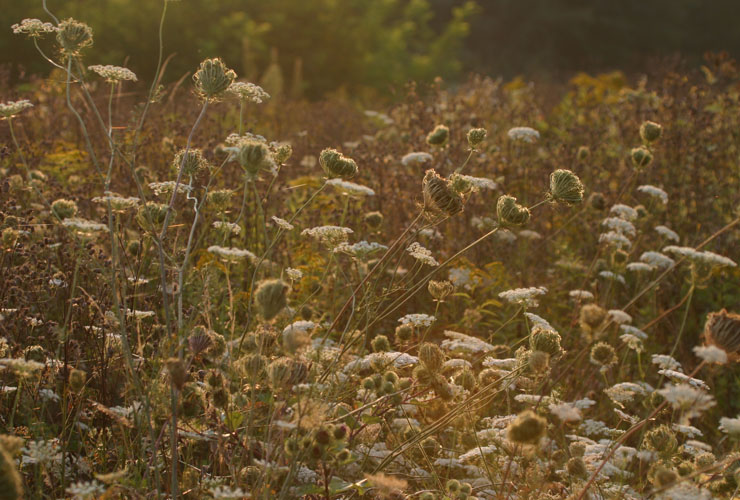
(467, 127, 487, 148)
(237, 140, 276, 178)
(507, 410, 547, 444)
(590, 342, 617, 370)
(319, 148, 358, 179)
(255, 279, 289, 320)
(631, 145, 653, 169)
(702, 310, 740, 361)
(88, 65, 137, 83)
(548, 169, 584, 206)
(422, 169, 463, 217)
(173, 148, 209, 176)
(640, 120, 663, 143)
(426, 124, 449, 146)
(51, 198, 78, 220)
(428, 280, 454, 301)
(193, 58, 236, 101)
(56, 18, 93, 55)
(496, 194, 530, 226)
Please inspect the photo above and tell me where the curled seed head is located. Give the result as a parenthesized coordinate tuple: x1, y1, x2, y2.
(507, 410, 547, 444)
(496, 194, 530, 226)
(422, 169, 463, 217)
(193, 58, 237, 101)
(640, 120, 663, 143)
(549, 169, 584, 206)
(426, 124, 449, 146)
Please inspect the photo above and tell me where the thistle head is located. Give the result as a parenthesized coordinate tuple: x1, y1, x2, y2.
(496, 195, 530, 226)
(193, 58, 236, 101)
(548, 169, 584, 206)
(56, 18, 93, 56)
(426, 124, 449, 146)
(319, 148, 358, 179)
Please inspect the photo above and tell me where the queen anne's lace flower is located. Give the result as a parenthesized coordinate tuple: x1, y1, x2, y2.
(326, 178, 375, 196)
(0, 99, 34, 119)
(398, 313, 435, 327)
(655, 225, 680, 242)
(406, 242, 439, 266)
(440, 330, 494, 353)
(719, 416, 740, 435)
(401, 152, 433, 166)
(569, 290, 594, 301)
(640, 251, 674, 268)
(636, 184, 668, 204)
(88, 64, 138, 82)
(507, 126, 540, 143)
(12, 18, 57, 37)
(207, 245, 257, 262)
(498, 286, 547, 307)
(228, 81, 270, 103)
(610, 204, 638, 221)
(693, 345, 728, 364)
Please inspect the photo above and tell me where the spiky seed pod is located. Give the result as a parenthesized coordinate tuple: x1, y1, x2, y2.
(588, 192, 607, 211)
(428, 280, 454, 301)
(496, 194, 530, 226)
(569, 442, 586, 457)
(427, 124, 450, 146)
(590, 342, 617, 368)
(68, 368, 86, 393)
(567, 457, 588, 478)
(364, 211, 384, 230)
(51, 199, 78, 220)
(395, 324, 413, 342)
(677, 460, 695, 477)
(528, 350, 550, 373)
(193, 58, 236, 101)
(695, 452, 716, 468)
(507, 410, 547, 445)
(333, 424, 348, 441)
(640, 121, 663, 143)
(173, 148, 209, 177)
(206, 370, 224, 388)
(467, 127, 487, 148)
(319, 148, 358, 179)
(0, 442, 23, 500)
(56, 18, 93, 55)
(362, 377, 375, 390)
(383, 371, 399, 385)
(576, 146, 590, 161)
(548, 169, 584, 206)
(703, 309, 740, 360)
(238, 140, 275, 178)
(206, 331, 227, 357)
(254, 279, 289, 320)
(422, 169, 463, 217)
(419, 342, 445, 371)
(631, 146, 653, 169)
(166, 358, 188, 390)
(530, 327, 563, 356)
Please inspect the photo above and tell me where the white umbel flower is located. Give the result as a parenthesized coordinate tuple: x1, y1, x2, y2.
(637, 184, 668, 204)
(0, 99, 33, 118)
(609, 204, 638, 221)
(498, 286, 547, 308)
(655, 225, 679, 242)
(401, 152, 433, 166)
(207, 245, 257, 262)
(88, 64, 138, 82)
(507, 126, 540, 143)
(406, 242, 439, 266)
(326, 178, 375, 196)
(719, 416, 740, 436)
(693, 345, 727, 364)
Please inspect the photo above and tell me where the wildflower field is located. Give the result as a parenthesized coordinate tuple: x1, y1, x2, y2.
(2, 5, 740, 500)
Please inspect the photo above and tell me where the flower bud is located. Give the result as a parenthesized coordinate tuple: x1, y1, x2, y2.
(68, 368, 86, 392)
(567, 457, 587, 478)
(51, 199, 78, 220)
(364, 211, 384, 230)
(530, 327, 563, 356)
(576, 146, 590, 161)
(590, 342, 617, 368)
(371, 335, 391, 353)
(422, 169, 463, 217)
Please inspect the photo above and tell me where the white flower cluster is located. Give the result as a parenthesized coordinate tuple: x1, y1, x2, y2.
(398, 313, 435, 327)
(507, 126, 540, 143)
(655, 225, 680, 242)
(609, 203, 638, 221)
(207, 245, 257, 262)
(406, 242, 439, 266)
(663, 245, 736, 268)
(0, 99, 33, 118)
(693, 345, 727, 364)
(569, 289, 594, 301)
(66, 480, 106, 500)
(637, 184, 668, 204)
(639, 251, 674, 269)
(148, 181, 192, 196)
(88, 64, 138, 82)
(498, 286, 547, 308)
(92, 192, 140, 211)
(326, 178, 375, 196)
(599, 270, 625, 284)
(62, 218, 109, 233)
(302, 225, 353, 246)
(212, 221, 242, 235)
(401, 151, 433, 166)
(440, 330, 495, 353)
(228, 81, 270, 103)
(334, 240, 387, 258)
(285, 267, 303, 281)
(12, 18, 57, 36)
(271, 216, 294, 231)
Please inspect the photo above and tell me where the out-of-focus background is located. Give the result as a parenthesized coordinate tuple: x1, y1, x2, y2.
(3, 0, 740, 99)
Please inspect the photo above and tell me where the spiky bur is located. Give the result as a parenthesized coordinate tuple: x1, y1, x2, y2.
(422, 169, 463, 217)
(51, 199, 78, 220)
(548, 169, 584, 206)
(703, 309, 740, 360)
(507, 410, 547, 445)
(319, 148, 358, 179)
(496, 194, 530, 226)
(631, 145, 653, 169)
(193, 58, 236, 101)
(640, 120, 663, 143)
(254, 279, 289, 320)
(173, 148, 209, 177)
(237, 140, 276, 179)
(426, 124, 449, 146)
(56, 18, 93, 56)
(428, 280, 454, 301)
(467, 127, 487, 148)
(0, 442, 23, 500)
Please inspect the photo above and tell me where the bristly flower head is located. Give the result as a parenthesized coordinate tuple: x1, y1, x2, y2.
(56, 18, 93, 56)
(319, 148, 358, 179)
(548, 169, 584, 206)
(88, 65, 137, 83)
(12, 18, 57, 37)
(422, 169, 463, 217)
(193, 58, 237, 101)
(0, 100, 33, 120)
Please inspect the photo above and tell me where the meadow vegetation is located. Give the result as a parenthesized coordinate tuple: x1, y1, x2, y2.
(1, 4, 740, 500)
